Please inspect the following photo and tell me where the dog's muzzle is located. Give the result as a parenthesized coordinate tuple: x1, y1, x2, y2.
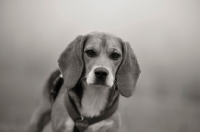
(86, 66, 114, 87)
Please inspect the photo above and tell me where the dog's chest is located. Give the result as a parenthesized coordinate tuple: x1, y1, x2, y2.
(80, 87, 109, 117)
(51, 90, 120, 132)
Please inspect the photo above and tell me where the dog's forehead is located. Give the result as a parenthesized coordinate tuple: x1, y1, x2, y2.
(85, 32, 122, 51)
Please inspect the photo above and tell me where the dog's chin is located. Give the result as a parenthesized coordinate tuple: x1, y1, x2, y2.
(83, 80, 111, 89)
(90, 83, 110, 89)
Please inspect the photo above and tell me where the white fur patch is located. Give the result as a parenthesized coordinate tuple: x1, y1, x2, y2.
(89, 120, 114, 131)
(81, 84, 109, 117)
(105, 120, 114, 126)
(65, 117, 74, 131)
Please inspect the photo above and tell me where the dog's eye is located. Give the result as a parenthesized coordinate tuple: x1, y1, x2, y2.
(86, 50, 96, 57)
(111, 53, 120, 60)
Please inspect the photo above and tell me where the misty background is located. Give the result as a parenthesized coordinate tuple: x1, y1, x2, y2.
(0, 0, 200, 132)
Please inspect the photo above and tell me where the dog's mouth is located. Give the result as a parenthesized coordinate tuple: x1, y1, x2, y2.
(82, 78, 110, 88)
(91, 77, 111, 87)
(90, 82, 109, 87)
(84, 73, 114, 88)
(94, 78, 107, 84)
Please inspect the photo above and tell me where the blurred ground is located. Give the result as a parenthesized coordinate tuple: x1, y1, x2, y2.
(0, 0, 200, 132)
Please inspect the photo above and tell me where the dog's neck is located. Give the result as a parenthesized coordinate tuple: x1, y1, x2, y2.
(80, 81, 110, 117)
(68, 81, 119, 118)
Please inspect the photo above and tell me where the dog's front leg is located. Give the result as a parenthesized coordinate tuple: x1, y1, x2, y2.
(27, 95, 51, 132)
(51, 92, 76, 132)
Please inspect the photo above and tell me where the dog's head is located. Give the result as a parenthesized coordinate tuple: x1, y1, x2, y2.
(58, 32, 141, 97)
(83, 32, 122, 89)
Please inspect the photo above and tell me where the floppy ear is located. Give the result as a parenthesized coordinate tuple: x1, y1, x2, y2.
(117, 42, 141, 97)
(58, 35, 86, 90)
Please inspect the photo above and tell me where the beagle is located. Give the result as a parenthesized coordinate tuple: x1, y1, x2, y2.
(27, 32, 141, 132)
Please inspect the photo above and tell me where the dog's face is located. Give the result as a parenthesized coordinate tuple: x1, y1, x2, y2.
(83, 33, 122, 88)
(58, 32, 140, 97)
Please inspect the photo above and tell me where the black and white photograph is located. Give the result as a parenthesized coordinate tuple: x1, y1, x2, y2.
(0, 0, 200, 132)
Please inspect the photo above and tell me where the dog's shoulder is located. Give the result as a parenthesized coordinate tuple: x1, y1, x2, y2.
(43, 69, 63, 102)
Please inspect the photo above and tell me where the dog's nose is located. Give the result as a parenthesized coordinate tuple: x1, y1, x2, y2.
(94, 67, 108, 79)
